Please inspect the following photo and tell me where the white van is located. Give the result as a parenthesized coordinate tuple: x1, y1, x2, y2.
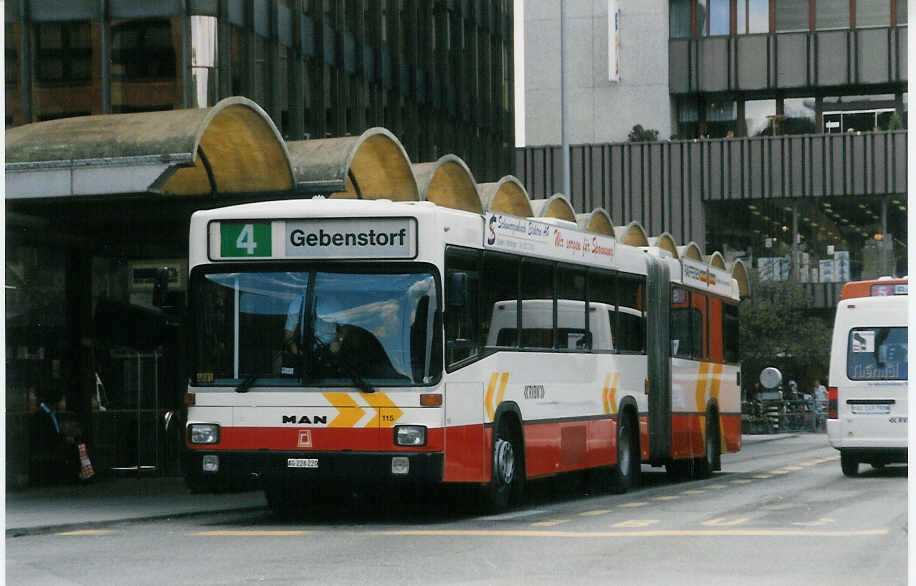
(826, 278, 908, 476)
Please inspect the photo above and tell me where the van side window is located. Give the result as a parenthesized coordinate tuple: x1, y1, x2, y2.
(445, 247, 480, 368)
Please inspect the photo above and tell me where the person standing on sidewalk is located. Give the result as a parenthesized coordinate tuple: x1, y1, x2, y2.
(30, 389, 80, 485)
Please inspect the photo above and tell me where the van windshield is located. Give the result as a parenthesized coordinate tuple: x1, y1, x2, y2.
(846, 326, 908, 381)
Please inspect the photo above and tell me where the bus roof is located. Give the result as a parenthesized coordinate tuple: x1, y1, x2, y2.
(839, 277, 908, 300)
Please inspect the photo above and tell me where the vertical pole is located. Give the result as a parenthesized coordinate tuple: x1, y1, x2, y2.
(791, 201, 799, 281)
(183, 0, 192, 109)
(19, 0, 32, 122)
(561, 0, 570, 197)
(100, 0, 111, 113)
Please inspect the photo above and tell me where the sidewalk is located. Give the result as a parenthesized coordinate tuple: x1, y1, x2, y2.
(5, 475, 266, 537)
(5, 433, 803, 537)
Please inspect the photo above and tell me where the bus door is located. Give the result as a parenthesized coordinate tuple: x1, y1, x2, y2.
(646, 255, 671, 463)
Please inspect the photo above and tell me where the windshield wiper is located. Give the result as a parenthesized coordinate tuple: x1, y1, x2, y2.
(235, 375, 257, 393)
(312, 337, 375, 394)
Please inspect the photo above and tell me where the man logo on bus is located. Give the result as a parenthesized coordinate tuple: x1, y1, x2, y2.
(487, 215, 499, 245)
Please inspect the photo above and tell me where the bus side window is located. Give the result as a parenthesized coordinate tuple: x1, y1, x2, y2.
(482, 252, 520, 353)
(670, 287, 692, 358)
(617, 275, 646, 353)
(445, 247, 481, 368)
(588, 270, 616, 352)
(558, 264, 588, 351)
(692, 292, 709, 360)
(520, 259, 555, 350)
(723, 303, 739, 364)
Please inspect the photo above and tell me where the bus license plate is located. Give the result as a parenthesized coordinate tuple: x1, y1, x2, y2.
(287, 458, 318, 469)
(851, 404, 890, 414)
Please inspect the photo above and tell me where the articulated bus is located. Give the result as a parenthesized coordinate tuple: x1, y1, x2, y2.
(827, 277, 908, 476)
(182, 198, 742, 513)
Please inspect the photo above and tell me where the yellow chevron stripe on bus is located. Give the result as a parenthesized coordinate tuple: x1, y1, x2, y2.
(364, 392, 403, 427)
(485, 372, 509, 421)
(323, 392, 365, 427)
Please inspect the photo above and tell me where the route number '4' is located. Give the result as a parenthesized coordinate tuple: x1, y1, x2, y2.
(220, 222, 272, 258)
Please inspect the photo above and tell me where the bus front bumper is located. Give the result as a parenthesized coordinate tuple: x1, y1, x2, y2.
(183, 450, 445, 487)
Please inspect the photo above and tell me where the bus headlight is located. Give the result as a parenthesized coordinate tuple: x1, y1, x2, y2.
(394, 425, 427, 447)
(189, 423, 220, 444)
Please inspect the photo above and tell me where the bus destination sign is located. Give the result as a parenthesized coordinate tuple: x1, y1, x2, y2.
(211, 218, 417, 260)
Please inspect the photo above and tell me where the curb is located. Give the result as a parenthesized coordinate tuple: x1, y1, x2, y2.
(5, 505, 267, 538)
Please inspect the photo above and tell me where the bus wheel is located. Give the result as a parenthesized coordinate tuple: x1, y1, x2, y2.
(840, 452, 859, 477)
(484, 419, 523, 513)
(611, 412, 640, 494)
(694, 413, 720, 480)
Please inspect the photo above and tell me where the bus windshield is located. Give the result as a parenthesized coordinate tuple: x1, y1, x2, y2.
(847, 326, 908, 381)
(193, 266, 441, 388)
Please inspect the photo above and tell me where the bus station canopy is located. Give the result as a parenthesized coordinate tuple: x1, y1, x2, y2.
(576, 208, 614, 236)
(5, 97, 294, 199)
(412, 155, 481, 213)
(287, 127, 419, 201)
(530, 194, 576, 223)
(478, 176, 533, 217)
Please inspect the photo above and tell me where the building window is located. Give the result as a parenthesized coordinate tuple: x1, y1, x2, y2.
(783, 97, 816, 134)
(706, 100, 736, 138)
(748, 0, 770, 33)
(856, 0, 890, 28)
(736, 0, 747, 34)
(111, 19, 178, 80)
(35, 22, 92, 83)
(697, 0, 708, 35)
(815, 0, 849, 30)
(230, 25, 249, 97)
(744, 99, 776, 136)
(709, 0, 730, 35)
(774, 0, 809, 32)
(191, 16, 218, 109)
(670, 0, 692, 38)
(6, 24, 18, 88)
(677, 98, 699, 138)
(896, 0, 907, 24)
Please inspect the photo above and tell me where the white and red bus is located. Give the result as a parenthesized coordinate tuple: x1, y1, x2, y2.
(827, 277, 908, 476)
(182, 198, 742, 513)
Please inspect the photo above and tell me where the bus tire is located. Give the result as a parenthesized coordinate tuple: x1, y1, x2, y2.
(694, 411, 720, 480)
(840, 451, 859, 477)
(483, 418, 524, 513)
(611, 411, 640, 494)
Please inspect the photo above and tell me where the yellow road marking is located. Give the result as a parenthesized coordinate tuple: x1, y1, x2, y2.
(730, 479, 752, 484)
(193, 530, 311, 536)
(580, 509, 612, 517)
(56, 529, 114, 536)
(769, 469, 791, 475)
(372, 529, 888, 538)
(613, 520, 660, 528)
(618, 501, 649, 508)
(706, 484, 727, 489)
(783, 466, 804, 471)
(653, 496, 679, 501)
(752, 474, 772, 479)
(702, 517, 750, 527)
(681, 489, 706, 495)
(531, 519, 569, 527)
(797, 518, 835, 527)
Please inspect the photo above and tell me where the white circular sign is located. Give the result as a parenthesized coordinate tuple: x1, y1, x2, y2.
(759, 367, 782, 389)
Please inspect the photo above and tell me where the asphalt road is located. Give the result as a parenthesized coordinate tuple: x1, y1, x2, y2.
(6, 434, 908, 586)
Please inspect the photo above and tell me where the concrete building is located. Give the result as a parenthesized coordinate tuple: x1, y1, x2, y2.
(516, 0, 907, 301)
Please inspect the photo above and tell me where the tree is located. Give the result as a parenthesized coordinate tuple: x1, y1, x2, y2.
(627, 124, 659, 142)
(886, 112, 904, 131)
(738, 273, 831, 399)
